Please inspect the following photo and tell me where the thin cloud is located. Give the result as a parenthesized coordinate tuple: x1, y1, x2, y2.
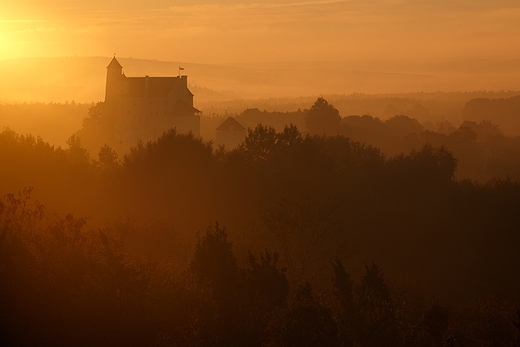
(0, 19, 48, 23)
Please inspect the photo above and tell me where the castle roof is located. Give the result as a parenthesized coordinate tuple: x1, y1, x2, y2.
(172, 99, 201, 114)
(216, 117, 246, 131)
(107, 57, 123, 69)
(124, 77, 185, 98)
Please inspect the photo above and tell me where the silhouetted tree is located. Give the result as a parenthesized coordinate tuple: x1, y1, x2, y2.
(82, 102, 105, 129)
(385, 115, 424, 140)
(96, 143, 119, 171)
(261, 197, 342, 279)
(273, 282, 339, 347)
(190, 222, 238, 306)
(232, 123, 277, 168)
(66, 134, 90, 167)
(356, 262, 401, 347)
(332, 259, 354, 312)
(332, 259, 356, 347)
(422, 301, 450, 346)
(238, 250, 290, 346)
(305, 97, 341, 135)
(246, 250, 289, 309)
(512, 309, 520, 347)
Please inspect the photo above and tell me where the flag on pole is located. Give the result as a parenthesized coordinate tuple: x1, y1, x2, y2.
(179, 66, 185, 70)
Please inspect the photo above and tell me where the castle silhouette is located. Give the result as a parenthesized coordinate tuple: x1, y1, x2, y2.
(104, 56, 200, 145)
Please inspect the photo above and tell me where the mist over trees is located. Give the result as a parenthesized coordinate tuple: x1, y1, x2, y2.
(2, 57, 520, 103)
(0, 102, 87, 147)
(1, 96, 520, 345)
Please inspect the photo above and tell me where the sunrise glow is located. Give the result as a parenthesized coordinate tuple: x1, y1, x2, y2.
(2, 1, 520, 346)
(0, 1, 518, 63)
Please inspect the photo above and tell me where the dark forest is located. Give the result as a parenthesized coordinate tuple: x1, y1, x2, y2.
(1, 97, 520, 346)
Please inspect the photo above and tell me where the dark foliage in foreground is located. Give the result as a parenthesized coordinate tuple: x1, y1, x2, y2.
(1, 194, 519, 345)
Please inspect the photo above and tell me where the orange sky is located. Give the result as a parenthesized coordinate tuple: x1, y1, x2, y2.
(1, 0, 520, 64)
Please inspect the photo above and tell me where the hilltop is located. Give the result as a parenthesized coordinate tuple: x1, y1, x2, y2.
(1, 56, 519, 104)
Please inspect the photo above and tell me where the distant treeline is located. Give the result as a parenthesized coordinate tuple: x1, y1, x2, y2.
(198, 91, 520, 134)
(1, 121, 520, 345)
(2, 92, 520, 151)
(199, 97, 520, 182)
(463, 95, 520, 133)
(0, 102, 88, 147)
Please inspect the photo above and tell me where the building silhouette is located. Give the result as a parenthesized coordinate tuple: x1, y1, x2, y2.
(104, 56, 200, 146)
(215, 117, 246, 149)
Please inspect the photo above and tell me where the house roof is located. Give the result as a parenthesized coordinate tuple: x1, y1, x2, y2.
(216, 117, 246, 131)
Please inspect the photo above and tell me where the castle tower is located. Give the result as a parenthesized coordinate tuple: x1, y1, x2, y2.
(105, 56, 123, 102)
